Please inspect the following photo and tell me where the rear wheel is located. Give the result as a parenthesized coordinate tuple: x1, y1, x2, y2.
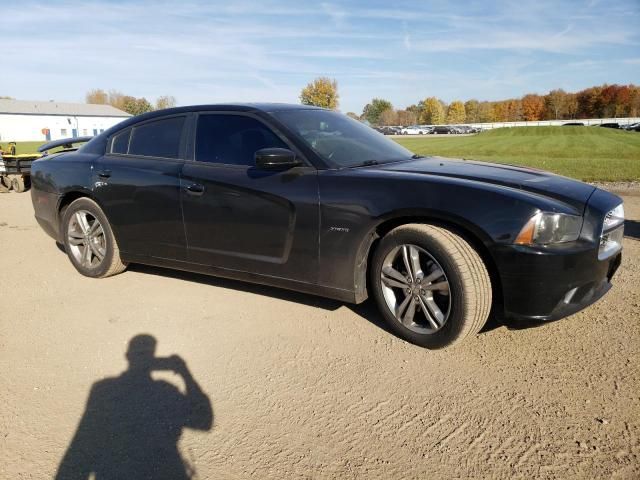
(370, 224, 492, 349)
(11, 176, 26, 193)
(62, 197, 127, 278)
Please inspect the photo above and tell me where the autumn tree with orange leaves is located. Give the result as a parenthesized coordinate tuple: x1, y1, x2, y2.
(522, 94, 545, 121)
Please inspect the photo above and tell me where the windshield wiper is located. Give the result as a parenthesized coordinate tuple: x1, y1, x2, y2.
(349, 157, 418, 168)
(346, 159, 381, 169)
(411, 154, 425, 159)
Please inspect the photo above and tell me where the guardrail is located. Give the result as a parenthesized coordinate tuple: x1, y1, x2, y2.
(461, 117, 640, 130)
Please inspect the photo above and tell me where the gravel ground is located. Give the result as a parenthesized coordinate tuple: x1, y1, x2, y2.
(1, 188, 639, 479)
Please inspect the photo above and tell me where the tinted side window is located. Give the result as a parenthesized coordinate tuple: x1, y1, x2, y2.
(196, 114, 288, 166)
(128, 116, 185, 158)
(111, 129, 131, 154)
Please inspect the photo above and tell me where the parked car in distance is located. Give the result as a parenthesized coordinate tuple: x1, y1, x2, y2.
(376, 126, 402, 135)
(401, 125, 431, 135)
(599, 123, 620, 129)
(563, 122, 584, 126)
(622, 122, 640, 132)
(449, 125, 476, 134)
(432, 126, 453, 134)
(30, 104, 624, 349)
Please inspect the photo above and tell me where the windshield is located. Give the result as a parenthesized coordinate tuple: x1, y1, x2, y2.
(273, 109, 415, 168)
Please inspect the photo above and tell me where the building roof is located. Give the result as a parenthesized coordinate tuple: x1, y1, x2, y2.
(0, 99, 131, 117)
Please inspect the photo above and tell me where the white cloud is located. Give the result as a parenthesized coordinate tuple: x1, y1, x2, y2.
(1, 0, 638, 113)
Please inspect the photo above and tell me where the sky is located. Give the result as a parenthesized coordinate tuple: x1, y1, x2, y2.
(1, 0, 639, 113)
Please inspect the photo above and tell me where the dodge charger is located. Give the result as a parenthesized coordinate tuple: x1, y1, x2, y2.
(30, 104, 624, 348)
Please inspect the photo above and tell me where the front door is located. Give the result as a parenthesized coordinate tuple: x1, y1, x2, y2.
(93, 115, 188, 260)
(180, 112, 319, 283)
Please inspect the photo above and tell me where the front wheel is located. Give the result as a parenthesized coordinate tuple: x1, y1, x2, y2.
(62, 197, 128, 278)
(370, 224, 492, 349)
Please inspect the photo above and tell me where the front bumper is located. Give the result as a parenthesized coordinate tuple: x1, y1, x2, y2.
(493, 241, 621, 322)
(493, 186, 624, 322)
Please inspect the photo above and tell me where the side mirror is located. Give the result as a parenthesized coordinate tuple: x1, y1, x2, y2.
(255, 148, 301, 170)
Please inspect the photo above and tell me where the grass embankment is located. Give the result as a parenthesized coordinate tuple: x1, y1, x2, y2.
(394, 126, 640, 182)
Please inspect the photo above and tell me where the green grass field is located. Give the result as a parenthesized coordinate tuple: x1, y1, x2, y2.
(1, 140, 84, 156)
(394, 126, 640, 182)
(1, 141, 44, 155)
(3, 126, 639, 181)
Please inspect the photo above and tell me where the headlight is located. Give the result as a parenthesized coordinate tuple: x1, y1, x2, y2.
(603, 203, 624, 230)
(515, 212, 582, 245)
(599, 203, 624, 260)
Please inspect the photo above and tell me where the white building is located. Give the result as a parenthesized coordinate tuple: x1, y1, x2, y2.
(0, 99, 131, 142)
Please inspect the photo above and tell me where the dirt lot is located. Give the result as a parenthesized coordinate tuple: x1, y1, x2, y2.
(1, 189, 639, 479)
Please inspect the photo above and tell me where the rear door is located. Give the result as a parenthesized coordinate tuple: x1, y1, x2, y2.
(180, 112, 319, 283)
(93, 114, 189, 260)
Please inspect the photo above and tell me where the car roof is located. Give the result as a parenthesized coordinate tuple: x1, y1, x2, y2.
(80, 103, 329, 154)
(140, 102, 325, 118)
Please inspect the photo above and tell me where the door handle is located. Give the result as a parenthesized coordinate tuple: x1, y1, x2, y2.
(97, 170, 112, 178)
(185, 183, 205, 196)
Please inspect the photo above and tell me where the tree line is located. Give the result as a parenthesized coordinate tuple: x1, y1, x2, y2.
(85, 89, 176, 116)
(299, 78, 640, 126)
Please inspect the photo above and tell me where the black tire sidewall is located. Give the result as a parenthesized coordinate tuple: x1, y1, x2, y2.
(370, 228, 468, 349)
(61, 198, 117, 278)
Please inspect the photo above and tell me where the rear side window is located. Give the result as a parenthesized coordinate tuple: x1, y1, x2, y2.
(128, 116, 185, 158)
(111, 129, 130, 154)
(196, 114, 288, 166)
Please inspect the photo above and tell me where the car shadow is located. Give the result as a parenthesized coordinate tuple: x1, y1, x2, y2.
(56, 242, 345, 313)
(55, 243, 543, 338)
(55, 334, 213, 480)
(132, 264, 415, 336)
(131, 264, 524, 336)
(129, 263, 346, 312)
(625, 220, 640, 240)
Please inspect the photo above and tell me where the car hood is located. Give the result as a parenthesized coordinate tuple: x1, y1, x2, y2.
(375, 157, 595, 211)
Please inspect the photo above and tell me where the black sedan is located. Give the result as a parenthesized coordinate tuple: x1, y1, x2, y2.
(30, 104, 624, 348)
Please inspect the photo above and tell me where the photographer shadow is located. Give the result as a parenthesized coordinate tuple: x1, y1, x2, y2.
(55, 334, 213, 480)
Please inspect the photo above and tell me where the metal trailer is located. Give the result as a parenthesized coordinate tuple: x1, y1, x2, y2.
(0, 137, 93, 193)
(0, 153, 40, 193)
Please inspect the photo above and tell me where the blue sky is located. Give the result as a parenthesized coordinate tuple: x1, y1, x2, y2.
(2, 0, 639, 113)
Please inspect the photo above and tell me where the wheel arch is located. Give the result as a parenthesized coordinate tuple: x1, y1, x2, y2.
(56, 190, 121, 243)
(354, 212, 503, 313)
(57, 189, 99, 219)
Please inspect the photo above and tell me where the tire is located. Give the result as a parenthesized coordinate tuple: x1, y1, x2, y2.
(370, 224, 492, 349)
(1, 176, 12, 191)
(11, 176, 25, 193)
(61, 197, 128, 278)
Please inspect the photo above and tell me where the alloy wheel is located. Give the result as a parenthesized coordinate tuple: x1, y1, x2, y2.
(67, 210, 107, 269)
(380, 244, 451, 334)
